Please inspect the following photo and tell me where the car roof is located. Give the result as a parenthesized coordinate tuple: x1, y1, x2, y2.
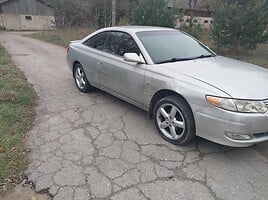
(98, 26, 175, 34)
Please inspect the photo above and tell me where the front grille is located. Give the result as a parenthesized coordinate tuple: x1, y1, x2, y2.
(253, 132, 268, 139)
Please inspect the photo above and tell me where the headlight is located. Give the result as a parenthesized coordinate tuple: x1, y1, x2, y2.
(206, 96, 268, 113)
(234, 99, 268, 113)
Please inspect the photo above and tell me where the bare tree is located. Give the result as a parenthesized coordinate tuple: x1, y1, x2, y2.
(52, 0, 139, 28)
(55, 0, 95, 28)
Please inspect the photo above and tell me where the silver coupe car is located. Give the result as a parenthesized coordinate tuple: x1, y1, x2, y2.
(67, 26, 268, 147)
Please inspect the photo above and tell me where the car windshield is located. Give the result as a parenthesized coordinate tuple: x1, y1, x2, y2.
(136, 30, 215, 64)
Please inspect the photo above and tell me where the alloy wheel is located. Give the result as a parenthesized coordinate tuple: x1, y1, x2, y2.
(156, 103, 185, 140)
(75, 67, 86, 90)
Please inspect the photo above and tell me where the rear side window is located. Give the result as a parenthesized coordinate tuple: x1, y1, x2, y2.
(83, 32, 108, 50)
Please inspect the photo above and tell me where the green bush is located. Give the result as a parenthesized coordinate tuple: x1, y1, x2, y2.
(211, 0, 268, 50)
(133, 0, 177, 28)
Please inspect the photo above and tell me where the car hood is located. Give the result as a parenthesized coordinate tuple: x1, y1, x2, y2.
(163, 56, 268, 99)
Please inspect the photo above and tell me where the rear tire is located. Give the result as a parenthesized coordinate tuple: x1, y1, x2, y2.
(153, 95, 196, 145)
(73, 63, 93, 93)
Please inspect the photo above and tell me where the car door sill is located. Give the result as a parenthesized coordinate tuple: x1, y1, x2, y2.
(96, 85, 147, 111)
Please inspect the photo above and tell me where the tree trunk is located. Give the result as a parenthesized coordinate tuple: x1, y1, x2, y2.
(112, 0, 116, 26)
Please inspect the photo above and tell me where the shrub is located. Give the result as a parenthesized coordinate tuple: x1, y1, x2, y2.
(211, 0, 268, 50)
(133, 0, 177, 28)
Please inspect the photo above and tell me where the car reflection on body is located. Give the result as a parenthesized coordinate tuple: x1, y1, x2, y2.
(67, 26, 268, 147)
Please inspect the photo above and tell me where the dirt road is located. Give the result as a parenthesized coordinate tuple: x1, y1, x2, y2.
(1, 31, 268, 200)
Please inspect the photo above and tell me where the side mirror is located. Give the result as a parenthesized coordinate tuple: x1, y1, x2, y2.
(123, 53, 144, 64)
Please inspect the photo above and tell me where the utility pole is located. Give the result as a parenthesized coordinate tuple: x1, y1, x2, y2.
(112, 0, 116, 26)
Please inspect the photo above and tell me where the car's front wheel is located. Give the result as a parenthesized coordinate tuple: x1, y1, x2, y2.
(153, 96, 196, 145)
(73, 63, 93, 93)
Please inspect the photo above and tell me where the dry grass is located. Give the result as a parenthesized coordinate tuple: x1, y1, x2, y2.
(201, 32, 268, 68)
(29, 27, 95, 48)
(222, 44, 268, 69)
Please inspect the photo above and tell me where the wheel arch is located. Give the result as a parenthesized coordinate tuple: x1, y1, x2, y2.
(72, 61, 81, 77)
(148, 89, 195, 123)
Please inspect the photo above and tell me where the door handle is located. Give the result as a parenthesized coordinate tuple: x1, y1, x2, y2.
(97, 62, 102, 65)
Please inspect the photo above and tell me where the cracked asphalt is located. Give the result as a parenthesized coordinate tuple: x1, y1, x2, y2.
(1, 32, 268, 200)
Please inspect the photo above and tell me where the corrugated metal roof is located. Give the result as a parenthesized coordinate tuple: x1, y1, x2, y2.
(0, 0, 10, 4)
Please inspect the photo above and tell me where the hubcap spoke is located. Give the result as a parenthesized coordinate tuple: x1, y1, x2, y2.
(170, 106, 177, 118)
(80, 78, 85, 87)
(77, 79, 81, 88)
(76, 68, 86, 89)
(76, 74, 82, 81)
(160, 120, 169, 129)
(77, 69, 83, 77)
(173, 120, 184, 129)
(78, 79, 82, 87)
(160, 107, 169, 119)
(169, 125, 177, 138)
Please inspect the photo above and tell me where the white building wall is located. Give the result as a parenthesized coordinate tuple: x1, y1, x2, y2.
(177, 15, 213, 29)
(0, 14, 55, 30)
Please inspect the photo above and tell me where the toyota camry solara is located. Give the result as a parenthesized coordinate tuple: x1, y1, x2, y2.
(66, 26, 268, 147)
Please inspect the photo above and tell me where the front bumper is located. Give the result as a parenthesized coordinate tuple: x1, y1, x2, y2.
(194, 106, 268, 147)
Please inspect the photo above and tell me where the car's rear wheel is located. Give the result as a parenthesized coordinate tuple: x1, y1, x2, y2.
(153, 96, 196, 145)
(73, 63, 93, 93)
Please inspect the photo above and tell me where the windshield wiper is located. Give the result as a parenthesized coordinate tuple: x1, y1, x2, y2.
(156, 57, 195, 64)
(156, 54, 216, 64)
(195, 54, 216, 59)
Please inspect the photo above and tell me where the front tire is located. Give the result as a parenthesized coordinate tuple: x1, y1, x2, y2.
(73, 63, 93, 93)
(153, 96, 196, 145)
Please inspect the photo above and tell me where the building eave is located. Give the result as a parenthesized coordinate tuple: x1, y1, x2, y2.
(0, 0, 9, 4)
(0, 0, 55, 8)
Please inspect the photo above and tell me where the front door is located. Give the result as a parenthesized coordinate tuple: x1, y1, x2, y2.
(97, 31, 146, 107)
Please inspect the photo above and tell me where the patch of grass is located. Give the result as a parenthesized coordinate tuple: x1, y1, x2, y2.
(29, 27, 95, 48)
(0, 45, 36, 187)
(221, 44, 268, 69)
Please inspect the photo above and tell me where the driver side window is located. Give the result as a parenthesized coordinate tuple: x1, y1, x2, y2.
(103, 31, 141, 57)
(117, 33, 141, 56)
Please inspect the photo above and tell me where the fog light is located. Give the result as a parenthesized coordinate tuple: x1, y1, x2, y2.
(225, 132, 253, 140)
